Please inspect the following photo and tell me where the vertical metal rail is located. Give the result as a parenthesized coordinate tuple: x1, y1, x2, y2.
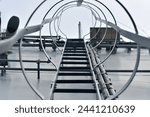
(85, 42, 102, 100)
(87, 43, 116, 99)
(49, 40, 67, 99)
(87, 44, 109, 99)
(91, 45, 116, 96)
(0, 11, 1, 36)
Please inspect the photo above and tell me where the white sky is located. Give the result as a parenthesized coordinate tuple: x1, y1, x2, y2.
(0, 0, 150, 38)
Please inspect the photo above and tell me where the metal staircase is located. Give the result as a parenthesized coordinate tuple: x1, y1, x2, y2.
(50, 38, 101, 100)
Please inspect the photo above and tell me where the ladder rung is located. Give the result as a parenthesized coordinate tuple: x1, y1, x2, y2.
(60, 66, 90, 71)
(56, 80, 94, 83)
(61, 61, 89, 64)
(54, 89, 96, 93)
(66, 44, 84, 47)
(62, 57, 88, 60)
(66, 42, 84, 44)
(58, 72, 92, 76)
(65, 47, 85, 50)
(63, 54, 87, 56)
(67, 39, 84, 41)
(64, 51, 86, 53)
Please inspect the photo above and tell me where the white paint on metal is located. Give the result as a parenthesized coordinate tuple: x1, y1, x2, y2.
(0, 18, 53, 54)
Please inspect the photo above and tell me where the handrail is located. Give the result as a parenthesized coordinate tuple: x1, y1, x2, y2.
(85, 42, 102, 100)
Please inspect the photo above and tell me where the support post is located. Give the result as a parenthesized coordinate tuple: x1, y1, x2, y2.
(37, 59, 40, 79)
(78, 21, 81, 39)
(0, 11, 1, 38)
(1, 69, 3, 76)
(39, 39, 45, 51)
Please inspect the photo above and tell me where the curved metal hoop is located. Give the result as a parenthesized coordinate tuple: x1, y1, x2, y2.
(84, 1, 118, 65)
(18, 0, 140, 100)
(49, 3, 102, 40)
(106, 0, 140, 100)
(19, 0, 47, 100)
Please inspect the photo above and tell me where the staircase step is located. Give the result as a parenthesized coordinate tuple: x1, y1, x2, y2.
(54, 89, 96, 93)
(56, 80, 94, 83)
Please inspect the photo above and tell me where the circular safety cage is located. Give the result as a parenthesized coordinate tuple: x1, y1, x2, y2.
(0, 0, 150, 100)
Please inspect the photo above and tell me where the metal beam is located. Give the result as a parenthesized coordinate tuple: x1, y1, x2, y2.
(78, 21, 81, 38)
(96, 18, 150, 48)
(0, 11, 1, 35)
(106, 70, 150, 73)
(0, 67, 56, 71)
